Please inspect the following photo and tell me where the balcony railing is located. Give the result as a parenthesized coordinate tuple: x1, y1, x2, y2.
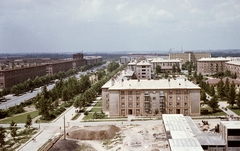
(228, 136, 240, 140)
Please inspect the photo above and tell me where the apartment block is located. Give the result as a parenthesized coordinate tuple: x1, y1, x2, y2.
(197, 58, 231, 75)
(0, 65, 46, 89)
(102, 77, 201, 117)
(169, 52, 211, 64)
(135, 60, 152, 79)
(225, 61, 240, 79)
(149, 58, 182, 72)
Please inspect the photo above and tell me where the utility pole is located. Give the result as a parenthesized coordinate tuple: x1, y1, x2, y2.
(63, 115, 66, 140)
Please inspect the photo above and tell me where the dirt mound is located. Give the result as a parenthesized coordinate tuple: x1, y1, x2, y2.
(49, 139, 80, 151)
(68, 125, 120, 140)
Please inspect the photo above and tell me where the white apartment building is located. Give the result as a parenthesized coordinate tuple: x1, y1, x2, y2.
(149, 58, 182, 72)
(102, 77, 201, 117)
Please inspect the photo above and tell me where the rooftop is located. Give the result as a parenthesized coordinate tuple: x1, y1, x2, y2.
(108, 78, 200, 90)
(226, 60, 240, 66)
(220, 121, 240, 129)
(198, 57, 231, 62)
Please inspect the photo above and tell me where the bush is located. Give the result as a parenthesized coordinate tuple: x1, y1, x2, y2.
(84, 111, 89, 116)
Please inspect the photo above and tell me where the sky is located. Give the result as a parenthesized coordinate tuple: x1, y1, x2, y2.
(0, 0, 240, 53)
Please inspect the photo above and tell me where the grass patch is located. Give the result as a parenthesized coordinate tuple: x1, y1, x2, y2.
(82, 112, 93, 121)
(71, 113, 81, 120)
(201, 107, 226, 116)
(227, 106, 240, 115)
(90, 107, 102, 113)
(94, 101, 102, 107)
(0, 110, 39, 124)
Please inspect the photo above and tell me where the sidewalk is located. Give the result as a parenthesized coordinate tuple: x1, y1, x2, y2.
(218, 101, 238, 116)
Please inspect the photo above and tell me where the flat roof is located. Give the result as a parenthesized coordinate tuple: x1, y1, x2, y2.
(108, 78, 200, 90)
(220, 121, 240, 129)
(162, 114, 203, 151)
(198, 57, 231, 62)
(150, 58, 182, 63)
(226, 61, 240, 66)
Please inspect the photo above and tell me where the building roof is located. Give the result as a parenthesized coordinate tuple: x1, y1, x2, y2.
(206, 77, 240, 85)
(198, 57, 231, 62)
(136, 60, 151, 66)
(108, 78, 200, 90)
(150, 58, 182, 63)
(220, 121, 240, 129)
(225, 60, 240, 66)
(162, 114, 203, 151)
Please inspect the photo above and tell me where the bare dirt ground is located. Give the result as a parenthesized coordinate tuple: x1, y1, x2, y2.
(50, 124, 170, 151)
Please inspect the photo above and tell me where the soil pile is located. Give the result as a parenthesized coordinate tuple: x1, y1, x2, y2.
(68, 125, 120, 140)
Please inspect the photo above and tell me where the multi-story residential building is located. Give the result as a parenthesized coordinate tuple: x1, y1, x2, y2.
(197, 58, 231, 75)
(0, 65, 46, 89)
(0, 53, 103, 89)
(135, 60, 151, 79)
(225, 61, 240, 79)
(220, 121, 240, 150)
(149, 58, 182, 73)
(102, 77, 201, 117)
(120, 56, 130, 64)
(169, 52, 211, 64)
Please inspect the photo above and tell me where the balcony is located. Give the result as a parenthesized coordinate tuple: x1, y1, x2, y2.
(228, 136, 240, 140)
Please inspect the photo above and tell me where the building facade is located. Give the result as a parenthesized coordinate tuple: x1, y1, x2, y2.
(135, 60, 152, 79)
(0, 65, 46, 89)
(197, 58, 231, 75)
(220, 121, 240, 150)
(169, 52, 211, 64)
(149, 58, 182, 72)
(102, 78, 201, 117)
(225, 61, 240, 79)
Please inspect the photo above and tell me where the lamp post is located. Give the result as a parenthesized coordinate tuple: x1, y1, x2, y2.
(63, 115, 66, 140)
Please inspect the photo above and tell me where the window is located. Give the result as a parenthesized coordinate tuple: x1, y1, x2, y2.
(121, 103, 125, 107)
(177, 103, 180, 106)
(136, 91, 140, 95)
(128, 91, 132, 95)
(121, 109, 125, 114)
(176, 90, 180, 94)
(177, 96, 181, 101)
(184, 90, 188, 94)
(169, 102, 172, 106)
(184, 103, 188, 107)
(169, 90, 172, 94)
(153, 97, 156, 100)
(121, 91, 125, 95)
(153, 91, 156, 94)
(128, 103, 133, 107)
(145, 91, 149, 95)
(136, 96, 140, 101)
(153, 103, 156, 107)
(128, 96, 133, 101)
(169, 96, 172, 100)
(121, 97, 125, 101)
(184, 96, 188, 100)
(169, 109, 173, 113)
(136, 109, 140, 114)
(136, 103, 140, 107)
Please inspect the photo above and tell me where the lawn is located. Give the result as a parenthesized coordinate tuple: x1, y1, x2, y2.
(0, 110, 39, 124)
(90, 107, 102, 113)
(227, 106, 240, 115)
(201, 107, 226, 116)
(95, 100, 102, 107)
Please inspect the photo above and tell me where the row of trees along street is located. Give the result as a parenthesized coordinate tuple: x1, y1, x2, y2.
(25, 62, 122, 121)
(0, 63, 104, 120)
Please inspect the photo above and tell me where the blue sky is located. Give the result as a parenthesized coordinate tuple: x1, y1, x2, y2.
(0, 0, 240, 53)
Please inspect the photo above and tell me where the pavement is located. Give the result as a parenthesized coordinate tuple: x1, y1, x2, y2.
(218, 101, 238, 117)
(17, 99, 99, 151)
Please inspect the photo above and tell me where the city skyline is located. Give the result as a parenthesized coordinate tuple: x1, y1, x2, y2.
(0, 0, 240, 53)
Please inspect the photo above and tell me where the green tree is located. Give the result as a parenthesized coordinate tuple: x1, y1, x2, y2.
(200, 90, 207, 103)
(10, 120, 17, 140)
(228, 82, 236, 108)
(0, 126, 6, 148)
(25, 114, 32, 129)
(156, 65, 161, 75)
(208, 95, 219, 113)
(217, 79, 224, 99)
(224, 78, 230, 97)
(10, 85, 20, 95)
(172, 64, 176, 73)
(236, 91, 240, 108)
(209, 85, 215, 96)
